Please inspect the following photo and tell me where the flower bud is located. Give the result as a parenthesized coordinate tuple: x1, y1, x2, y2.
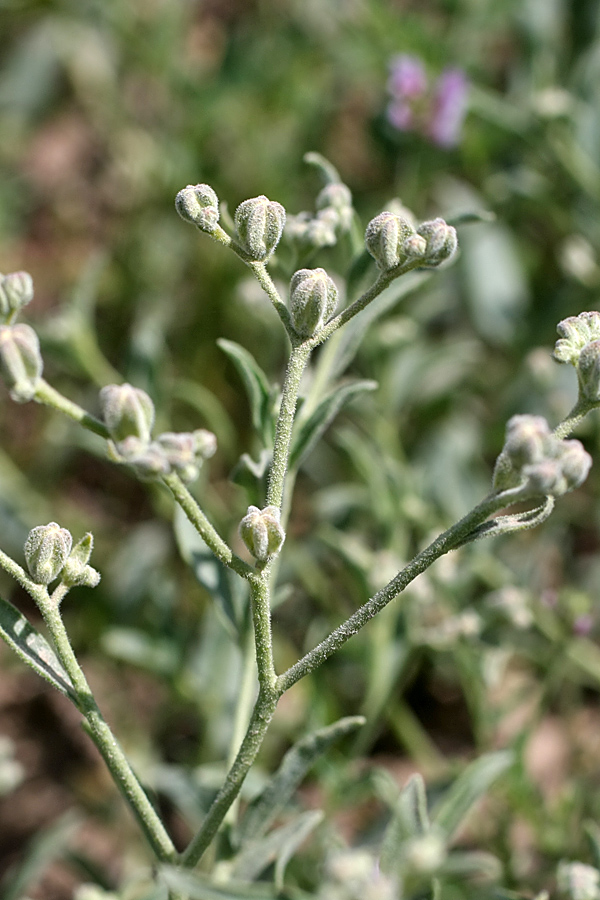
(0, 324, 43, 402)
(554, 311, 600, 366)
(157, 432, 198, 483)
(99, 383, 155, 444)
(192, 428, 217, 459)
(25, 522, 72, 585)
(61, 533, 101, 588)
(234, 195, 286, 261)
(239, 505, 285, 561)
(289, 267, 339, 337)
(175, 183, 219, 232)
(108, 436, 170, 479)
(365, 211, 416, 270)
(315, 183, 353, 231)
(0, 271, 34, 321)
(503, 414, 551, 466)
(557, 861, 600, 900)
(416, 217, 458, 266)
(576, 339, 600, 401)
(556, 439, 592, 492)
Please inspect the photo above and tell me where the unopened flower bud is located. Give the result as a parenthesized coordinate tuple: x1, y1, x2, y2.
(523, 459, 565, 496)
(234, 195, 286, 261)
(25, 522, 72, 585)
(503, 415, 551, 466)
(416, 217, 458, 266)
(556, 439, 592, 492)
(157, 432, 198, 482)
(289, 267, 339, 337)
(99, 383, 155, 444)
(61, 533, 101, 588)
(192, 428, 217, 459)
(316, 183, 353, 231)
(403, 234, 428, 258)
(554, 311, 600, 366)
(108, 436, 170, 479)
(239, 505, 285, 561)
(365, 211, 416, 270)
(0, 324, 43, 402)
(0, 271, 34, 321)
(175, 184, 219, 232)
(306, 209, 338, 248)
(557, 861, 600, 900)
(576, 339, 600, 401)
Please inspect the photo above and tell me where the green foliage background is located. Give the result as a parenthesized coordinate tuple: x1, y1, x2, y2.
(3, 0, 600, 896)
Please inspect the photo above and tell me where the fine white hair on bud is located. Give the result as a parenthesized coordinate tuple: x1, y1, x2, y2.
(289, 267, 339, 337)
(239, 505, 285, 562)
(234, 195, 286, 262)
(24, 523, 73, 585)
(175, 183, 220, 232)
(99, 383, 155, 445)
(0, 323, 43, 402)
(0, 271, 34, 321)
(365, 211, 416, 270)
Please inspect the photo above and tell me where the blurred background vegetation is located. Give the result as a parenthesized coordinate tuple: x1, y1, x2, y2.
(3, 0, 600, 897)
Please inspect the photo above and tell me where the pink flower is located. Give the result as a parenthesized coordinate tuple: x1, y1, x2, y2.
(428, 68, 469, 148)
(385, 55, 468, 149)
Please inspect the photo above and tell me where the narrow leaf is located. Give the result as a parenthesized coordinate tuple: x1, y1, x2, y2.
(290, 380, 377, 470)
(379, 773, 430, 875)
(217, 339, 274, 443)
(232, 810, 323, 883)
(237, 715, 364, 845)
(431, 751, 513, 841)
(0, 595, 77, 702)
(159, 866, 280, 899)
(174, 506, 248, 637)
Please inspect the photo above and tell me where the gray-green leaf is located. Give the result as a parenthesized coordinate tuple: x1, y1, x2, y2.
(0, 595, 76, 702)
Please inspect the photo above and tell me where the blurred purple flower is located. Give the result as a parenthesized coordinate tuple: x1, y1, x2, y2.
(388, 55, 428, 99)
(428, 68, 469, 148)
(385, 55, 468, 149)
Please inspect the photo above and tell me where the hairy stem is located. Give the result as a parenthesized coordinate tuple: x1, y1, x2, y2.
(36, 594, 177, 862)
(181, 687, 279, 868)
(277, 486, 532, 692)
(162, 472, 253, 579)
(553, 397, 597, 439)
(267, 343, 312, 510)
(34, 379, 109, 438)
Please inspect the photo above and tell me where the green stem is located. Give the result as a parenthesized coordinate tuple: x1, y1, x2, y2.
(161, 472, 254, 580)
(553, 397, 597, 439)
(266, 343, 312, 510)
(181, 687, 279, 868)
(247, 261, 294, 335)
(34, 380, 109, 438)
(36, 594, 177, 863)
(249, 570, 277, 691)
(224, 627, 257, 827)
(277, 486, 530, 692)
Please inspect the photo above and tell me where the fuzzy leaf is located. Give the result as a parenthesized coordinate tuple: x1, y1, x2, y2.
(431, 751, 513, 841)
(290, 380, 377, 470)
(232, 810, 323, 883)
(159, 867, 279, 899)
(174, 506, 248, 637)
(380, 774, 430, 875)
(217, 339, 275, 445)
(237, 715, 364, 845)
(0, 595, 76, 702)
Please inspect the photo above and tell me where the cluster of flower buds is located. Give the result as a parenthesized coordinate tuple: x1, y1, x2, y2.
(239, 505, 285, 562)
(286, 182, 353, 251)
(289, 267, 339, 338)
(24, 523, 100, 589)
(554, 311, 600, 403)
(365, 211, 458, 272)
(0, 271, 43, 403)
(234, 195, 286, 262)
(493, 414, 592, 497)
(175, 183, 220, 234)
(99, 383, 216, 483)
